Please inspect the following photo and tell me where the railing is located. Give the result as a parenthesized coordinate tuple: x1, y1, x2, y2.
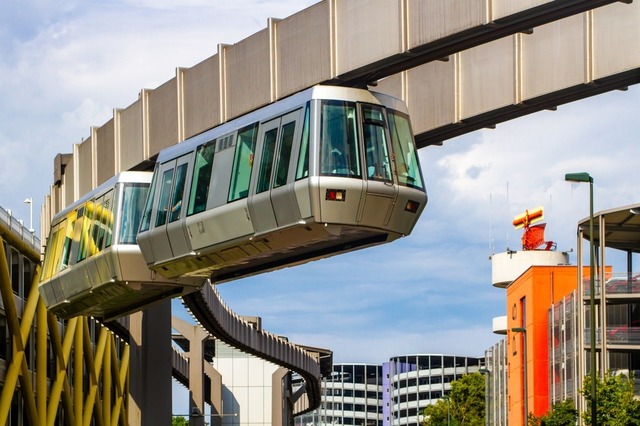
(604, 272, 640, 295)
(583, 328, 602, 345)
(583, 273, 640, 296)
(606, 326, 640, 345)
(0, 205, 40, 252)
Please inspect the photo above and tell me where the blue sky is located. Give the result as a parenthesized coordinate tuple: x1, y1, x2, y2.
(2, 0, 639, 416)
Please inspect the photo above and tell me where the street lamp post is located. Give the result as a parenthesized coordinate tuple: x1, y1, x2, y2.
(512, 327, 528, 424)
(23, 197, 33, 233)
(565, 172, 596, 424)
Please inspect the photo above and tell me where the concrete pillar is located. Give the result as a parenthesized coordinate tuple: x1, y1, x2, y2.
(272, 368, 292, 426)
(128, 299, 172, 425)
(204, 362, 222, 426)
(172, 317, 208, 426)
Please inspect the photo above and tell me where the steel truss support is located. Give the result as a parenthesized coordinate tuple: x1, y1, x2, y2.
(0, 234, 130, 425)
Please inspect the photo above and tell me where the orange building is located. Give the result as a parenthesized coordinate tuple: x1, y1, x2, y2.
(506, 265, 578, 425)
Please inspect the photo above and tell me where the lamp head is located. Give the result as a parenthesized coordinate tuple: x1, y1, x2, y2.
(564, 172, 592, 183)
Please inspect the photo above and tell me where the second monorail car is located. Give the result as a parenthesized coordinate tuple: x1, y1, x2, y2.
(39, 171, 204, 319)
(137, 86, 427, 282)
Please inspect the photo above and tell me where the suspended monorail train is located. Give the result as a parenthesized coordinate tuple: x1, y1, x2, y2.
(39, 86, 427, 319)
(137, 85, 427, 282)
(38, 172, 203, 319)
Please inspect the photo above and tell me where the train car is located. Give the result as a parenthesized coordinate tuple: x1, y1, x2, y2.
(137, 85, 427, 282)
(39, 171, 204, 319)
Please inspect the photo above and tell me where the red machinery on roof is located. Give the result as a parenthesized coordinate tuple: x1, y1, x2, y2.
(513, 206, 556, 251)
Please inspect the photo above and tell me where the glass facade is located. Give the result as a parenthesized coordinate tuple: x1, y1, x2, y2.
(385, 355, 481, 426)
(299, 363, 384, 426)
(549, 291, 578, 404)
(484, 340, 508, 426)
(296, 355, 482, 426)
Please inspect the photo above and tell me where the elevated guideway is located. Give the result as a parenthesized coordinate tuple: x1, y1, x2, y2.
(45, 0, 640, 199)
(182, 283, 326, 414)
(103, 288, 326, 416)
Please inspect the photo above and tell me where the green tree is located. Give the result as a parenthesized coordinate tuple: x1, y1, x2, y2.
(422, 372, 485, 426)
(172, 416, 188, 426)
(581, 371, 640, 425)
(528, 399, 578, 426)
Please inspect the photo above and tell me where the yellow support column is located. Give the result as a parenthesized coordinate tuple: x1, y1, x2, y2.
(109, 338, 124, 425)
(103, 335, 111, 426)
(84, 326, 107, 426)
(116, 345, 130, 425)
(75, 319, 84, 423)
(37, 300, 48, 426)
(46, 314, 77, 426)
(0, 237, 40, 425)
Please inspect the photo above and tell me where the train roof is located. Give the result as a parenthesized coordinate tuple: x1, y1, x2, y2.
(156, 85, 405, 163)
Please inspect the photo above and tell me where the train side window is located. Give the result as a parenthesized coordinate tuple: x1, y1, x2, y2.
(169, 163, 188, 222)
(92, 191, 114, 250)
(388, 110, 424, 190)
(362, 105, 392, 182)
(103, 190, 115, 248)
(188, 141, 215, 215)
(140, 165, 159, 233)
(295, 103, 310, 180)
(67, 207, 86, 267)
(59, 213, 76, 270)
(41, 222, 64, 281)
(273, 121, 296, 188)
(120, 184, 149, 244)
(155, 168, 175, 227)
(256, 127, 278, 193)
(228, 123, 258, 202)
(77, 204, 95, 263)
(91, 194, 106, 253)
(320, 100, 360, 177)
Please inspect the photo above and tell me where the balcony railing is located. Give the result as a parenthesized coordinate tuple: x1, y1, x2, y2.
(607, 326, 640, 345)
(582, 273, 640, 296)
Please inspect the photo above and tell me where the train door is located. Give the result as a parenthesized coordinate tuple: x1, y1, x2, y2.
(148, 154, 192, 263)
(165, 154, 192, 258)
(359, 104, 398, 226)
(249, 110, 302, 234)
(91, 191, 114, 286)
(271, 109, 303, 226)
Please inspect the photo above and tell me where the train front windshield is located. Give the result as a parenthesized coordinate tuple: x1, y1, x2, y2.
(119, 183, 149, 244)
(387, 110, 424, 190)
(319, 100, 424, 190)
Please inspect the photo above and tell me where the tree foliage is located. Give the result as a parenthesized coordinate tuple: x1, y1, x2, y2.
(528, 399, 578, 426)
(422, 372, 485, 426)
(581, 371, 640, 425)
(172, 416, 188, 426)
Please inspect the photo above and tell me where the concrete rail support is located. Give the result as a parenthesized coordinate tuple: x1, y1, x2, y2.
(45, 0, 639, 209)
(128, 300, 173, 425)
(172, 316, 210, 426)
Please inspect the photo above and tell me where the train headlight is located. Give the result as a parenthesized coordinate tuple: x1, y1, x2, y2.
(325, 189, 346, 202)
(405, 200, 420, 213)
